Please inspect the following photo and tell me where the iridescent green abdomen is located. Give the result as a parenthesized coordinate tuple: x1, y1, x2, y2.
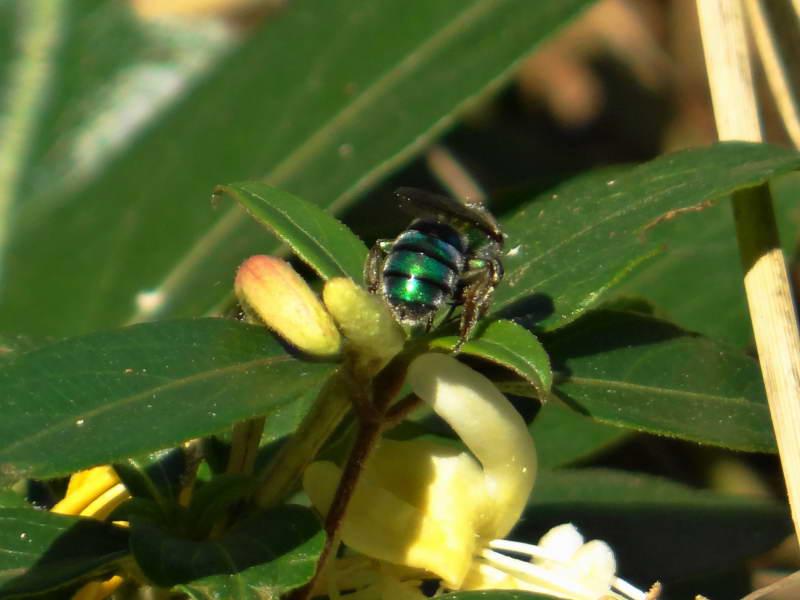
(382, 223, 466, 324)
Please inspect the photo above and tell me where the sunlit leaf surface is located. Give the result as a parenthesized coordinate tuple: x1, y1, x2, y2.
(0, 319, 335, 484)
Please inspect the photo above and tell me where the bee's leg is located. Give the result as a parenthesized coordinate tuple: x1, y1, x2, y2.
(454, 258, 502, 353)
(364, 240, 393, 293)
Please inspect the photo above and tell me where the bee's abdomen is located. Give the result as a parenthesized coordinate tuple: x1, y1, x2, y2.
(382, 228, 464, 323)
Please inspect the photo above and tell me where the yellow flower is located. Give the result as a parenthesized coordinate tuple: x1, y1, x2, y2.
(51, 465, 130, 521)
(235, 255, 342, 358)
(304, 353, 648, 600)
(51, 466, 130, 600)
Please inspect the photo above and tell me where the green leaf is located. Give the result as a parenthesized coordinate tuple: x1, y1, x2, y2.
(0, 334, 46, 364)
(186, 474, 257, 536)
(530, 402, 629, 468)
(522, 469, 790, 582)
(0, 508, 129, 599)
(431, 319, 552, 397)
(542, 311, 774, 452)
(0, 491, 27, 509)
(615, 170, 800, 345)
(493, 143, 800, 331)
(215, 183, 369, 284)
(129, 505, 323, 598)
(0, 0, 232, 337)
(0, 319, 335, 485)
(113, 448, 187, 507)
(1, 0, 594, 338)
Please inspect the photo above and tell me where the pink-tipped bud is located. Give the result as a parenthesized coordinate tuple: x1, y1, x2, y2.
(235, 255, 342, 358)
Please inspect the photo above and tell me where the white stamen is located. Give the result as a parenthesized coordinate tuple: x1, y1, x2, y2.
(481, 548, 592, 598)
(612, 577, 648, 600)
(490, 538, 567, 562)
(482, 542, 648, 600)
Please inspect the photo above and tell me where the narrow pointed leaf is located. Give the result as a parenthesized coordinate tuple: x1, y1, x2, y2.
(0, 319, 335, 485)
(129, 505, 323, 598)
(1, 0, 594, 338)
(431, 319, 552, 398)
(542, 311, 773, 451)
(216, 183, 369, 283)
(0, 508, 129, 599)
(493, 143, 800, 330)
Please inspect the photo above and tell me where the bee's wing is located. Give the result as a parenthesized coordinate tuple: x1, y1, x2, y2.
(394, 187, 504, 244)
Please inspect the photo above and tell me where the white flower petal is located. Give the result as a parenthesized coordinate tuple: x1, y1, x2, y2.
(536, 523, 585, 565)
(573, 540, 617, 596)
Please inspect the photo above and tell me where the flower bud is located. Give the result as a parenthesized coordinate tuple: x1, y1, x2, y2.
(235, 255, 342, 358)
(322, 277, 405, 374)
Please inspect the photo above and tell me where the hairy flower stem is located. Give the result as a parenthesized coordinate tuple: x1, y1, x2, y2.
(293, 355, 412, 600)
(385, 393, 423, 426)
(293, 417, 385, 600)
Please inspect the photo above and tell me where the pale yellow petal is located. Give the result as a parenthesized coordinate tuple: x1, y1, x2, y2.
(304, 447, 482, 588)
(407, 353, 536, 539)
(461, 561, 523, 591)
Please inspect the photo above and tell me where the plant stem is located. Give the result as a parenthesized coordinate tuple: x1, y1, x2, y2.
(254, 369, 352, 509)
(697, 0, 800, 543)
(291, 416, 384, 600)
(227, 417, 266, 476)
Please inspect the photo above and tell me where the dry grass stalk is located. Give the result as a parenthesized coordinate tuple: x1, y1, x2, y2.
(696, 0, 800, 546)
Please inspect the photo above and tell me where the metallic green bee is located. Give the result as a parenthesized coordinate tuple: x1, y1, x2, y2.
(365, 187, 504, 352)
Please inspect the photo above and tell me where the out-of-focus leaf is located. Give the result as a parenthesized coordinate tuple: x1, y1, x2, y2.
(520, 469, 790, 582)
(129, 505, 323, 599)
(492, 143, 800, 331)
(541, 311, 773, 452)
(0, 491, 27, 509)
(530, 402, 629, 468)
(615, 171, 800, 345)
(0, 0, 232, 337)
(431, 319, 552, 398)
(215, 182, 369, 283)
(0, 508, 129, 599)
(0, 0, 594, 338)
(0, 319, 335, 485)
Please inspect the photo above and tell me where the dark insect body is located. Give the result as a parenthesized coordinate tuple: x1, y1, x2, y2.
(365, 187, 504, 352)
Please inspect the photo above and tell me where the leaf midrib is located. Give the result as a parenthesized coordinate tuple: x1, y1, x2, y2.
(563, 375, 762, 407)
(0, 354, 295, 459)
